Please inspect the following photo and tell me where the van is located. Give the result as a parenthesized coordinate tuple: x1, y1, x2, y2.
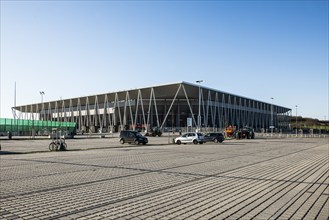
(119, 130, 148, 145)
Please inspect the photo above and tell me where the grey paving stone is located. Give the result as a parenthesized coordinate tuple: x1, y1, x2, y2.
(0, 138, 328, 219)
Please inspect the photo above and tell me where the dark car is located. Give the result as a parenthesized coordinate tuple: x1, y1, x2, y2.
(235, 127, 255, 139)
(119, 130, 148, 145)
(204, 132, 225, 143)
(145, 127, 162, 137)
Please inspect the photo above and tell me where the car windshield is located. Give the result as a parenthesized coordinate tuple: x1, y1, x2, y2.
(197, 133, 203, 137)
(136, 133, 143, 137)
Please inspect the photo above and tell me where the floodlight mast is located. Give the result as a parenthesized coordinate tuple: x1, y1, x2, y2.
(39, 91, 45, 120)
(39, 91, 45, 104)
(270, 97, 274, 135)
(295, 105, 298, 136)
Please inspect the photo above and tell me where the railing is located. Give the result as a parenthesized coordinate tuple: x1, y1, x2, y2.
(256, 132, 328, 139)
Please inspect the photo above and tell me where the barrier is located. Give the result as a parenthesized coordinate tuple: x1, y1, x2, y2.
(0, 118, 76, 135)
(255, 132, 328, 139)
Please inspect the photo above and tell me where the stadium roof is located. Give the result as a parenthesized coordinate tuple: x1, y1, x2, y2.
(13, 81, 291, 113)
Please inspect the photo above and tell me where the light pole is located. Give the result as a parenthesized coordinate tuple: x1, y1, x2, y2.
(196, 80, 203, 132)
(270, 97, 274, 135)
(295, 105, 298, 136)
(40, 91, 45, 103)
(40, 91, 45, 120)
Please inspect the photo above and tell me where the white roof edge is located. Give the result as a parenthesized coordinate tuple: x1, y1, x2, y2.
(14, 81, 291, 110)
(180, 81, 290, 110)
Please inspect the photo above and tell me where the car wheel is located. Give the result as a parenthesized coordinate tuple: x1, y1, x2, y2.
(135, 140, 139, 145)
(214, 138, 218, 143)
(176, 140, 181, 145)
(120, 139, 125, 144)
(193, 140, 198, 144)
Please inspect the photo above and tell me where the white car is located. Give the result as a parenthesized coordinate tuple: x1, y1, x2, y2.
(174, 132, 205, 145)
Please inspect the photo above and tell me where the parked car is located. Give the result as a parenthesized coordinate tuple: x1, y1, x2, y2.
(120, 130, 148, 145)
(204, 132, 225, 143)
(145, 127, 162, 137)
(174, 132, 205, 145)
(235, 127, 255, 139)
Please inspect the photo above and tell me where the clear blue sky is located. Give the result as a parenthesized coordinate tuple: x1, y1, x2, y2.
(1, 0, 328, 120)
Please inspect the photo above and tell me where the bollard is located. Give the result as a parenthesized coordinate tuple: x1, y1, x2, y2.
(8, 131, 12, 140)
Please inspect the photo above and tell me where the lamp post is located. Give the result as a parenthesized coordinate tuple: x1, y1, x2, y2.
(270, 97, 274, 135)
(295, 105, 298, 136)
(40, 91, 45, 103)
(40, 91, 45, 120)
(196, 80, 203, 132)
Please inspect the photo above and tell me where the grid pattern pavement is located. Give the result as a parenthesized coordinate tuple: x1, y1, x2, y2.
(0, 138, 328, 219)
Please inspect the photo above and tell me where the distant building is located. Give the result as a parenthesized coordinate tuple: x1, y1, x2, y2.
(13, 82, 291, 133)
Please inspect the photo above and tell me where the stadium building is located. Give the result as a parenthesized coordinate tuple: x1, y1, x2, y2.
(12, 82, 292, 133)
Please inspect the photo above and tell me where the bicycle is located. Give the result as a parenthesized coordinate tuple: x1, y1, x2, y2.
(49, 138, 67, 151)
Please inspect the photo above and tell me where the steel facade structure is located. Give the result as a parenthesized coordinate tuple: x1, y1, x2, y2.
(13, 82, 291, 133)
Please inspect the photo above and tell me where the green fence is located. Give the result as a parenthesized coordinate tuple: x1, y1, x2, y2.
(0, 118, 76, 133)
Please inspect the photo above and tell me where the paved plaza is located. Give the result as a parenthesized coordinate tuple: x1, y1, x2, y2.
(0, 137, 328, 219)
